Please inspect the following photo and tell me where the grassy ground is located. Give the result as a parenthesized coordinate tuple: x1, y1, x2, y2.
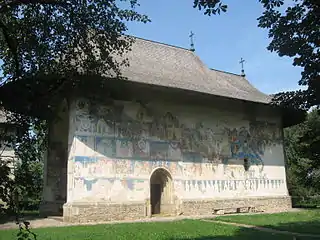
(216, 209, 320, 235)
(0, 219, 311, 240)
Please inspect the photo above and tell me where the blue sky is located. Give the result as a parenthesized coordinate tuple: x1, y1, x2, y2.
(124, 0, 303, 94)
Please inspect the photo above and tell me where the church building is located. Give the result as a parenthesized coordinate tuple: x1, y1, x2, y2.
(40, 37, 301, 222)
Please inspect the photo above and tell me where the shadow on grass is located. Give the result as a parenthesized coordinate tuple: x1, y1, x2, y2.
(215, 211, 320, 235)
(168, 220, 320, 240)
(168, 229, 281, 240)
(259, 219, 320, 235)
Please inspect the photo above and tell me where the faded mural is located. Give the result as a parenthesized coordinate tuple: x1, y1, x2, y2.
(68, 98, 287, 202)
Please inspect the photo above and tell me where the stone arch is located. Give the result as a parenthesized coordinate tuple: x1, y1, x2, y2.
(149, 167, 174, 215)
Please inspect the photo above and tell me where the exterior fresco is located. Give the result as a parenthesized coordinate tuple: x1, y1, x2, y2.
(67, 98, 288, 203)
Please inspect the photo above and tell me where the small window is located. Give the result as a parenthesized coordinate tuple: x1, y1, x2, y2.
(243, 158, 250, 171)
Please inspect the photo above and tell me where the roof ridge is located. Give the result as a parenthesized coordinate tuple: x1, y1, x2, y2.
(126, 37, 247, 80)
(210, 68, 242, 77)
(127, 34, 192, 52)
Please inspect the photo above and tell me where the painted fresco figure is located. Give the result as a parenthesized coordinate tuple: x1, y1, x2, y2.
(96, 137, 115, 157)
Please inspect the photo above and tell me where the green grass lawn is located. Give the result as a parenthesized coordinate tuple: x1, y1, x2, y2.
(0, 219, 312, 240)
(216, 209, 320, 235)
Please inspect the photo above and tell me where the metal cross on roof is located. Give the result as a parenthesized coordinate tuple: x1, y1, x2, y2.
(239, 57, 245, 77)
(189, 31, 195, 52)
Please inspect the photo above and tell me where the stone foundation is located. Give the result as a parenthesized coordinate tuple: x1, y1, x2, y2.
(62, 196, 291, 223)
(181, 196, 292, 215)
(63, 201, 147, 223)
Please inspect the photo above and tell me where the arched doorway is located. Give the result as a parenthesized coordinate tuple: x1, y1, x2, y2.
(150, 168, 173, 215)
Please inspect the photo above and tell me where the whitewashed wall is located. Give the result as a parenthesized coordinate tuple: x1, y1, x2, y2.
(66, 98, 289, 203)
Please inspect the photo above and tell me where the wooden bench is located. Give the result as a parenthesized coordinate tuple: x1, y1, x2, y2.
(213, 205, 264, 215)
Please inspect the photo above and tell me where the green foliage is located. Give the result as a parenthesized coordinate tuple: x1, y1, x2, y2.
(0, 0, 150, 119)
(258, 0, 320, 110)
(16, 221, 37, 240)
(0, 0, 149, 81)
(0, 114, 46, 211)
(0, 0, 150, 213)
(0, 2, 149, 238)
(0, 158, 15, 212)
(193, 0, 320, 111)
(15, 148, 44, 212)
(284, 109, 320, 197)
(14, 119, 45, 212)
(0, 117, 43, 240)
(0, 118, 17, 212)
(193, 0, 227, 15)
(292, 196, 320, 209)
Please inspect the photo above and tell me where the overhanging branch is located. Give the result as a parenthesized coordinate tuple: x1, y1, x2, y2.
(0, 0, 68, 13)
(0, 17, 20, 78)
(0, 0, 70, 79)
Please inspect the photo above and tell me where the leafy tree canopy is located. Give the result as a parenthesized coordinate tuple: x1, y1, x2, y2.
(0, 0, 149, 215)
(0, 0, 149, 118)
(284, 109, 320, 195)
(194, 0, 320, 111)
(1, 0, 318, 116)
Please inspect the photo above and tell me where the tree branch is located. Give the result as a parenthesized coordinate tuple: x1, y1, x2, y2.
(0, 17, 19, 78)
(0, 0, 68, 13)
(0, 0, 70, 78)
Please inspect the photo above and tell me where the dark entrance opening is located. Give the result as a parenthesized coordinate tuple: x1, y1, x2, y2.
(151, 183, 161, 214)
(150, 168, 173, 215)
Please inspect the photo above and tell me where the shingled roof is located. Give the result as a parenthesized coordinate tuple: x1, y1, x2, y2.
(115, 37, 271, 104)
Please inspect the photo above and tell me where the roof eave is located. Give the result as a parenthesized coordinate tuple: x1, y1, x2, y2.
(281, 107, 307, 128)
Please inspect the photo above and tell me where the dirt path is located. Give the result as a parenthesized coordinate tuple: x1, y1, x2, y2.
(202, 219, 320, 238)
